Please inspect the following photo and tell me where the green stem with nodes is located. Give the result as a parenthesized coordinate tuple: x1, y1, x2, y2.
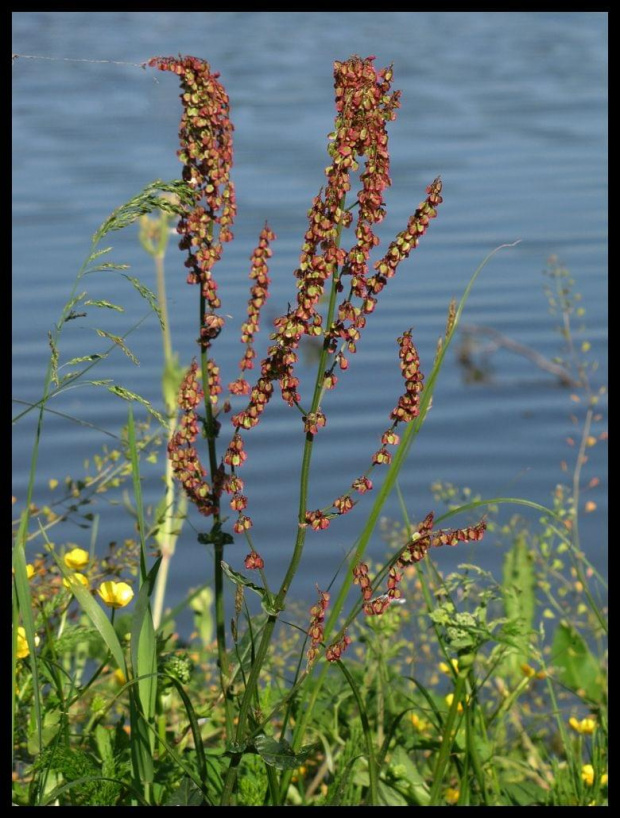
(199, 291, 234, 740)
(151, 231, 175, 629)
(220, 200, 347, 805)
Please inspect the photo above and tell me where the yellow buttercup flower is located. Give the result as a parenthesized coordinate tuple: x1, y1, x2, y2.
(581, 765, 595, 787)
(445, 787, 460, 805)
(16, 627, 40, 659)
(64, 547, 89, 571)
(411, 713, 430, 732)
(97, 580, 134, 609)
(62, 572, 90, 591)
(26, 564, 35, 580)
(445, 693, 464, 715)
(569, 716, 596, 735)
(439, 659, 459, 675)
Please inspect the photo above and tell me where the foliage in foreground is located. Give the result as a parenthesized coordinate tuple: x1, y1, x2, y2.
(12, 53, 606, 806)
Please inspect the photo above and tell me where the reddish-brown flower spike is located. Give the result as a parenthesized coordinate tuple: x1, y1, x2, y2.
(303, 410, 327, 436)
(371, 177, 443, 286)
(305, 510, 331, 531)
(229, 225, 276, 394)
(149, 56, 236, 308)
(307, 586, 331, 666)
(168, 361, 216, 516)
(233, 514, 252, 534)
(372, 447, 392, 465)
(333, 495, 354, 515)
(352, 475, 373, 494)
(326, 633, 352, 663)
(244, 552, 264, 570)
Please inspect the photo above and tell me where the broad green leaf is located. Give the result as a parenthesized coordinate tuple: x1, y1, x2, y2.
(377, 781, 409, 807)
(500, 531, 536, 677)
(503, 780, 548, 806)
(48, 547, 126, 673)
(387, 745, 431, 806)
(165, 777, 205, 806)
(253, 735, 313, 771)
(551, 621, 605, 703)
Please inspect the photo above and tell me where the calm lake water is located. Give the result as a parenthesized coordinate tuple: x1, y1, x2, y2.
(13, 12, 607, 621)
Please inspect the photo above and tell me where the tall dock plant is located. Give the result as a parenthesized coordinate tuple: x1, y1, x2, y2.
(148, 54, 490, 804)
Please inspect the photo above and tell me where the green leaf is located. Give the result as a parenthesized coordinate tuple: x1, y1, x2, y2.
(130, 558, 161, 731)
(377, 781, 409, 807)
(198, 524, 234, 547)
(48, 547, 127, 673)
(220, 561, 280, 615)
(27, 709, 61, 755)
(162, 353, 186, 414)
(253, 735, 314, 771)
(84, 300, 125, 312)
(551, 621, 605, 703)
(165, 777, 205, 806)
(386, 745, 431, 805)
(503, 780, 548, 806)
(500, 531, 536, 677)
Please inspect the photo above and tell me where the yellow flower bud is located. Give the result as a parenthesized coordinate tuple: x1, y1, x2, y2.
(26, 564, 35, 580)
(16, 626, 40, 659)
(581, 764, 595, 787)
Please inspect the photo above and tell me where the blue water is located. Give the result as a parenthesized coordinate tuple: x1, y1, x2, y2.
(12, 12, 607, 620)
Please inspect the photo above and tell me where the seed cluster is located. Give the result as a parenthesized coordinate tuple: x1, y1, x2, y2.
(354, 512, 487, 616)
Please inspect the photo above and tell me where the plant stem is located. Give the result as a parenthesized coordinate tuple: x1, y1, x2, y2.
(221, 203, 347, 804)
(199, 292, 234, 740)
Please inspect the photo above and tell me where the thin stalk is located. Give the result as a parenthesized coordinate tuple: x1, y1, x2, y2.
(429, 673, 468, 804)
(151, 232, 180, 628)
(221, 201, 347, 804)
(199, 292, 233, 740)
(154, 251, 173, 363)
(336, 659, 379, 806)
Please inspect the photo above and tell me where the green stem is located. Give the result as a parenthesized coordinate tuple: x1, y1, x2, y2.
(337, 659, 379, 806)
(429, 673, 467, 805)
(221, 200, 348, 804)
(155, 252, 173, 363)
(199, 292, 234, 740)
